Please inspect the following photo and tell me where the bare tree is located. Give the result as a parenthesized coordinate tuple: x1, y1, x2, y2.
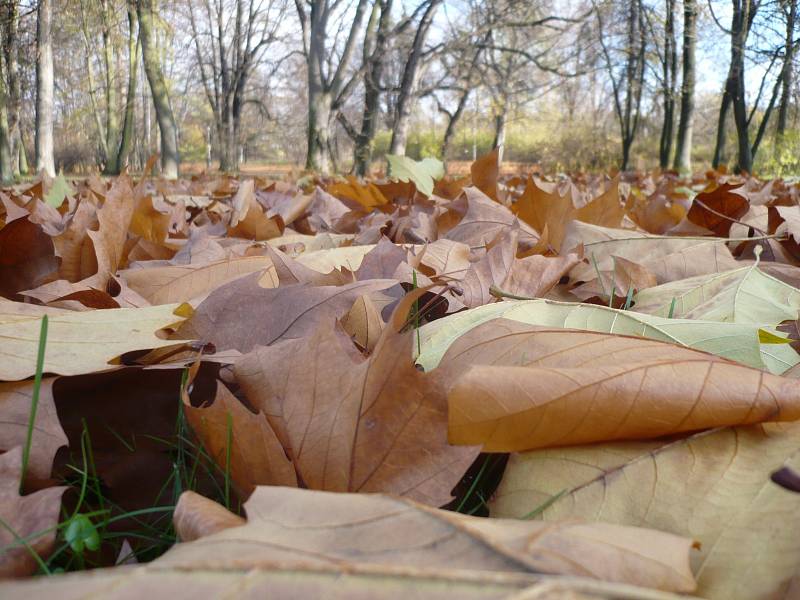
(388, 0, 442, 156)
(657, 0, 677, 169)
(673, 0, 696, 171)
(295, 0, 373, 173)
(187, 0, 285, 172)
(711, 0, 759, 173)
(137, 0, 180, 178)
(35, 0, 55, 177)
(776, 0, 797, 147)
(596, 0, 646, 171)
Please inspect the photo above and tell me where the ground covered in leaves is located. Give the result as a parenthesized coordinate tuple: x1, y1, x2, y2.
(2, 151, 800, 598)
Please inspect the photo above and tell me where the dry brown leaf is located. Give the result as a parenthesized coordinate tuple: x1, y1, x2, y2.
(417, 238, 471, 279)
(173, 490, 245, 542)
(441, 319, 800, 452)
(471, 147, 499, 201)
(227, 179, 283, 240)
(446, 187, 538, 250)
(85, 175, 136, 288)
(234, 291, 479, 505)
(513, 177, 575, 252)
(0, 447, 66, 577)
(119, 256, 277, 305)
(0, 379, 66, 481)
(574, 177, 625, 229)
(180, 273, 399, 353)
(182, 375, 296, 497)
(341, 294, 384, 352)
(156, 486, 697, 593)
(685, 182, 749, 237)
(0, 217, 60, 299)
(326, 176, 388, 210)
(491, 422, 800, 599)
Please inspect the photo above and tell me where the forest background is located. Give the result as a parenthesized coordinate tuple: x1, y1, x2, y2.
(3, 0, 799, 179)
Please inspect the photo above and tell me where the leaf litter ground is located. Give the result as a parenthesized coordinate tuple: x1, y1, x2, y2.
(2, 153, 800, 598)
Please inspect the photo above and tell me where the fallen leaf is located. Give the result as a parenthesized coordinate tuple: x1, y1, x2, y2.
(0, 447, 66, 577)
(491, 422, 800, 599)
(180, 274, 399, 353)
(0, 379, 66, 482)
(234, 291, 479, 505)
(181, 375, 296, 497)
(441, 319, 800, 451)
(417, 298, 797, 374)
(0, 301, 192, 380)
(685, 182, 749, 237)
(632, 263, 800, 325)
(0, 217, 60, 299)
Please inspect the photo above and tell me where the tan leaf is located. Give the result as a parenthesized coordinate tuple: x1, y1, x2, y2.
(0, 379, 66, 481)
(160, 486, 696, 592)
(234, 292, 479, 505)
(341, 294, 384, 352)
(446, 187, 538, 250)
(0, 301, 192, 380)
(119, 256, 277, 305)
(227, 179, 283, 240)
(180, 274, 399, 353)
(173, 490, 244, 542)
(182, 377, 296, 496)
(442, 319, 800, 452)
(0, 447, 66, 577)
(51, 199, 98, 282)
(491, 422, 800, 600)
(86, 175, 136, 287)
(470, 148, 499, 201)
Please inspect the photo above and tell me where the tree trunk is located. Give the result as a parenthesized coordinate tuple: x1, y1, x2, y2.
(137, 0, 179, 179)
(712, 87, 732, 168)
(115, 3, 140, 173)
(441, 87, 471, 162)
(751, 71, 783, 159)
(776, 0, 796, 147)
(35, 0, 55, 177)
(354, 0, 392, 176)
(713, 0, 756, 173)
(673, 0, 696, 172)
(101, 0, 120, 174)
(492, 104, 507, 164)
(2, 1, 20, 177)
(389, 0, 442, 156)
(306, 87, 332, 172)
(0, 50, 12, 182)
(659, 0, 677, 168)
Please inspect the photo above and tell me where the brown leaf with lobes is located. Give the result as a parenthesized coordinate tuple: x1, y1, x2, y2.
(442, 319, 800, 452)
(0, 447, 66, 577)
(180, 369, 296, 498)
(685, 182, 749, 237)
(234, 290, 480, 506)
(180, 273, 400, 353)
(0, 379, 67, 482)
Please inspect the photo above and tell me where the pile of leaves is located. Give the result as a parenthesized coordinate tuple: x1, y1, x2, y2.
(2, 150, 800, 598)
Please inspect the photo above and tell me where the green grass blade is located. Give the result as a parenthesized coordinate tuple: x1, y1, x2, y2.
(20, 315, 48, 493)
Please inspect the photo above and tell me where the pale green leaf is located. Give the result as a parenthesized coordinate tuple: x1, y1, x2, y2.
(417, 299, 799, 374)
(632, 264, 800, 325)
(43, 173, 75, 208)
(386, 155, 444, 197)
